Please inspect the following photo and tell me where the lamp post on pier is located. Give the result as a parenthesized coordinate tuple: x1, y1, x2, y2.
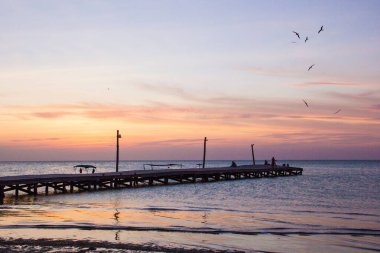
(202, 137, 208, 168)
(116, 130, 122, 172)
(251, 144, 255, 166)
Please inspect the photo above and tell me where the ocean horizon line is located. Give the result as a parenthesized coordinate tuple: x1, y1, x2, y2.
(1, 159, 379, 163)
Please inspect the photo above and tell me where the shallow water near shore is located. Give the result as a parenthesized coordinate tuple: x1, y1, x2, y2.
(1, 160, 379, 252)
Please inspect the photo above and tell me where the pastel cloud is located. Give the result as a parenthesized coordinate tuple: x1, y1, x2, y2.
(243, 66, 299, 78)
(2, 100, 380, 126)
(135, 82, 198, 101)
(323, 90, 380, 104)
(294, 81, 357, 87)
(12, 138, 61, 142)
(1, 84, 380, 160)
(139, 138, 208, 147)
(262, 131, 380, 145)
(32, 112, 73, 119)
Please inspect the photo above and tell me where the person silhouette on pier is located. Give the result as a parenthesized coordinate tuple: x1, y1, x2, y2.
(271, 157, 277, 168)
(79, 168, 82, 174)
(230, 161, 237, 167)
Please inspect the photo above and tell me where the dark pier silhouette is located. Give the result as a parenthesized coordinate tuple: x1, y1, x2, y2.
(0, 165, 303, 202)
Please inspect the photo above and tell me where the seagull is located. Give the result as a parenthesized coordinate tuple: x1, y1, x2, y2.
(305, 36, 308, 43)
(302, 99, 309, 107)
(318, 26, 324, 34)
(293, 31, 300, 39)
(333, 109, 341, 114)
(308, 64, 315, 71)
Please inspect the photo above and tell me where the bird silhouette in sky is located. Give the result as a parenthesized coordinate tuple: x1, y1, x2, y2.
(293, 31, 300, 39)
(305, 36, 308, 43)
(333, 109, 341, 114)
(318, 26, 324, 34)
(302, 100, 309, 107)
(308, 64, 315, 71)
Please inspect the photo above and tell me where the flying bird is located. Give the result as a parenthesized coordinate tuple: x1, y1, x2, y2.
(308, 64, 315, 71)
(333, 109, 341, 114)
(293, 31, 300, 39)
(302, 99, 309, 107)
(305, 36, 308, 43)
(318, 26, 324, 34)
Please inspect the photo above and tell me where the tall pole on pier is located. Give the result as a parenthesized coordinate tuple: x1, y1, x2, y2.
(251, 144, 255, 166)
(116, 130, 122, 172)
(202, 137, 208, 168)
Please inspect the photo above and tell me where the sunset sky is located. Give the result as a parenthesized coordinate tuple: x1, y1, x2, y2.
(1, 0, 379, 161)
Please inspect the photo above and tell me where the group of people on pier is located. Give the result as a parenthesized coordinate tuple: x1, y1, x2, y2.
(264, 157, 289, 168)
(264, 157, 277, 167)
(78, 168, 96, 174)
(230, 157, 290, 168)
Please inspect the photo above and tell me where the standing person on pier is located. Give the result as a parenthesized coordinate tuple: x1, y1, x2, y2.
(271, 157, 277, 168)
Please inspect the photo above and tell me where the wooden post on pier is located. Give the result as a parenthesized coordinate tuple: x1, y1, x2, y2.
(251, 144, 255, 166)
(116, 130, 122, 172)
(202, 137, 208, 168)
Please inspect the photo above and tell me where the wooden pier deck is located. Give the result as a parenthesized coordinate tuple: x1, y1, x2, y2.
(0, 165, 303, 201)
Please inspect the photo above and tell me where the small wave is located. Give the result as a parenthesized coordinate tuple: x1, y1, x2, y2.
(337, 244, 380, 252)
(332, 216, 354, 220)
(254, 217, 322, 227)
(1, 224, 380, 237)
(142, 207, 184, 212)
(291, 209, 380, 217)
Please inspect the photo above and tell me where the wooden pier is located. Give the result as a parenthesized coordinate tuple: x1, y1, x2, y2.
(0, 165, 303, 201)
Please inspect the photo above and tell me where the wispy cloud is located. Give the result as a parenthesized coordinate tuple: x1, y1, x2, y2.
(135, 82, 197, 101)
(135, 82, 264, 109)
(32, 112, 73, 118)
(2, 101, 379, 127)
(139, 138, 207, 146)
(323, 90, 380, 103)
(12, 138, 61, 142)
(262, 131, 380, 145)
(294, 81, 357, 87)
(259, 113, 380, 125)
(243, 66, 298, 77)
(371, 104, 380, 110)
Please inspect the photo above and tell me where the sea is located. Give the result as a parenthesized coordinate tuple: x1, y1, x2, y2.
(0, 160, 379, 252)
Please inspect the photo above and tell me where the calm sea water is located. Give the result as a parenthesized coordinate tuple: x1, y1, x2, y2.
(0, 160, 379, 252)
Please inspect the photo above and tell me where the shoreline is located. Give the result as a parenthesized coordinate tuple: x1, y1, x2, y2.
(0, 237, 254, 253)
